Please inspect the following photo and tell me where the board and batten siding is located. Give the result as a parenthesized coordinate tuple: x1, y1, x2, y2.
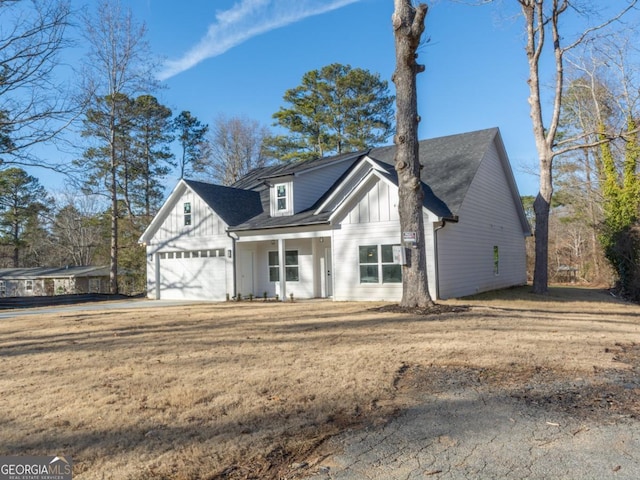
(333, 176, 438, 301)
(152, 188, 226, 241)
(436, 141, 527, 299)
(145, 187, 234, 300)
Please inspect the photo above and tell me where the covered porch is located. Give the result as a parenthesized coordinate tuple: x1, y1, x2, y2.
(231, 226, 334, 301)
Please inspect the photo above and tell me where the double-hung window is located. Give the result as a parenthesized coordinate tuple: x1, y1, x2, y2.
(268, 250, 299, 282)
(359, 245, 402, 284)
(184, 202, 192, 226)
(276, 184, 287, 211)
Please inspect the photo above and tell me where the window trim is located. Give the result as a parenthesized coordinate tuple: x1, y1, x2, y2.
(268, 250, 299, 282)
(276, 184, 287, 211)
(359, 244, 402, 284)
(184, 202, 192, 226)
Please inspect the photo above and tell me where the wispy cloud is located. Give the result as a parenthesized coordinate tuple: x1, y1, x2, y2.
(158, 0, 362, 80)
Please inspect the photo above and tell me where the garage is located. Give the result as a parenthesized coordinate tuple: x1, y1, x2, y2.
(156, 250, 228, 301)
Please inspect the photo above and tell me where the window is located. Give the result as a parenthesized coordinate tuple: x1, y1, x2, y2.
(493, 246, 499, 275)
(359, 245, 379, 283)
(381, 245, 402, 283)
(285, 250, 299, 281)
(359, 245, 402, 284)
(276, 184, 287, 211)
(184, 202, 192, 226)
(0, 280, 5, 297)
(268, 251, 279, 281)
(268, 250, 299, 282)
(25, 280, 33, 291)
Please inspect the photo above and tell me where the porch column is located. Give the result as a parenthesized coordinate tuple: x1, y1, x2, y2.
(278, 238, 286, 301)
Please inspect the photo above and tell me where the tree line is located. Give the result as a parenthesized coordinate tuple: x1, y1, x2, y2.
(3, 0, 640, 302)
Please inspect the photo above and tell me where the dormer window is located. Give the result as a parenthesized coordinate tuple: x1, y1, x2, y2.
(272, 181, 292, 216)
(276, 184, 287, 211)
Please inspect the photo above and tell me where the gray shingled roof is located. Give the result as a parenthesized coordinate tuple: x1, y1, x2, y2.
(184, 179, 263, 227)
(218, 128, 507, 232)
(0, 266, 109, 279)
(368, 127, 499, 217)
(231, 150, 367, 191)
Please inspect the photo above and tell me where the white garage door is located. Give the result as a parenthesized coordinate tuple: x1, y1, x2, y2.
(158, 251, 227, 301)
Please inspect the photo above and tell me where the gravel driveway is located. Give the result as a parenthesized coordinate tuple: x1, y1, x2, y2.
(302, 361, 640, 480)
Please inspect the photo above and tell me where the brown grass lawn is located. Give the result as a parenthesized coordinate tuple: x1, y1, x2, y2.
(1, 286, 640, 479)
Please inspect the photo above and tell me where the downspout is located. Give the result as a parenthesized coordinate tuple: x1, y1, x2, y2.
(433, 220, 445, 301)
(227, 231, 238, 299)
(432, 216, 458, 301)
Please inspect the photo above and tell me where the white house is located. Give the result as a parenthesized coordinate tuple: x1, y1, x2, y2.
(139, 128, 531, 301)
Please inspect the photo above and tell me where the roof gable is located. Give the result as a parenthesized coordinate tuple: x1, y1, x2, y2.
(183, 180, 262, 226)
(139, 179, 263, 243)
(368, 128, 498, 216)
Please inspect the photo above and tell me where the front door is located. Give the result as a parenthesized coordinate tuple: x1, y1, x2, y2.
(238, 250, 255, 297)
(325, 247, 333, 298)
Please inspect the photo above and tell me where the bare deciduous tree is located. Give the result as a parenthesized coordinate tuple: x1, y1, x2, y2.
(392, 0, 434, 308)
(81, 0, 157, 294)
(0, 0, 77, 167)
(203, 114, 272, 186)
(48, 192, 104, 267)
(517, 0, 636, 294)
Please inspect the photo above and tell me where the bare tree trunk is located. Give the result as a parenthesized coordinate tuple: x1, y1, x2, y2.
(110, 116, 119, 295)
(522, 1, 561, 295)
(392, 0, 433, 308)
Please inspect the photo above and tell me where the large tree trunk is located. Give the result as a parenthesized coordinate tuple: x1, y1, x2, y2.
(532, 162, 552, 293)
(522, 1, 557, 295)
(392, 0, 433, 308)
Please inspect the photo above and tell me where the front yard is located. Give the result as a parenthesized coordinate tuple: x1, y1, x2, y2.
(1, 287, 639, 479)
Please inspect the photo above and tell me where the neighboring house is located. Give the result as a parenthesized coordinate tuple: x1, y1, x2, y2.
(0, 266, 110, 297)
(140, 128, 531, 302)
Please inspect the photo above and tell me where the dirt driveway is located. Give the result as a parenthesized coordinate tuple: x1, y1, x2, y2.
(1, 287, 639, 479)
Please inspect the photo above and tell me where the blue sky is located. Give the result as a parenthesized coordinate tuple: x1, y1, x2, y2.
(140, 0, 541, 195)
(34, 0, 561, 196)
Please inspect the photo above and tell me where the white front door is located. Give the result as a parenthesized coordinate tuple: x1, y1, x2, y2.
(325, 247, 333, 298)
(238, 250, 255, 297)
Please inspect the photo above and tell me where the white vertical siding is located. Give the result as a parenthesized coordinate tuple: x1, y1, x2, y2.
(341, 178, 400, 226)
(436, 141, 527, 299)
(152, 189, 226, 241)
(145, 187, 234, 300)
(332, 177, 438, 301)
